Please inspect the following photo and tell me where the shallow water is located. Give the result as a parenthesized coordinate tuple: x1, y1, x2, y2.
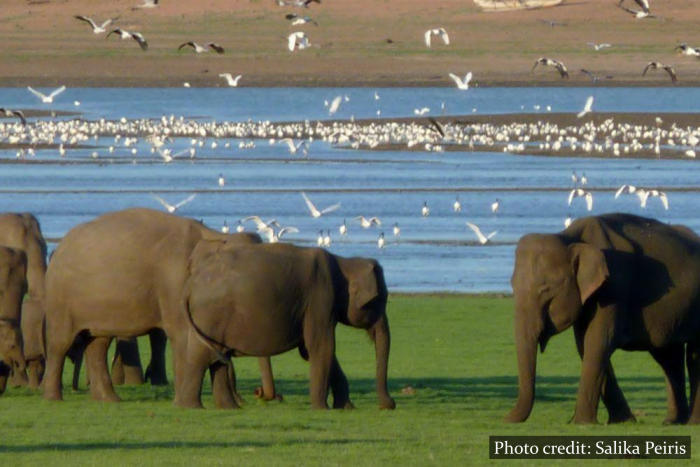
(1, 87, 699, 292)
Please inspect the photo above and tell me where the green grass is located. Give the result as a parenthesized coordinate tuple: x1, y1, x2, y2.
(1, 295, 699, 465)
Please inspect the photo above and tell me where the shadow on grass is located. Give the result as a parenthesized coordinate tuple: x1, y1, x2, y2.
(0, 438, 384, 453)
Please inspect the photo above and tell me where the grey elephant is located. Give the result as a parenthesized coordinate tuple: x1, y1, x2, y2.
(0, 213, 47, 388)
(0, 246, 28, 394)
(43, 208, 261, 402)
(507, 213, 700, 424)
(176, 243, 395, 410)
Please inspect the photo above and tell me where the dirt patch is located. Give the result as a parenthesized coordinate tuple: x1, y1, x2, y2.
(0, 0, 698, 87)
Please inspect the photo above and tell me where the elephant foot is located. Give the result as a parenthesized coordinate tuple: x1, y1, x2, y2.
(687, 416, 700, 425)
(571, 414, 599, 424)
(254, 386, 283, 402)
(663, 415, 689, 425)
(174, 398, 204, 409)
(379, 396, 396, 410)
(43, 391, 63, 401)
(607, 412, 636, 424)
(333, 400, 355, 409)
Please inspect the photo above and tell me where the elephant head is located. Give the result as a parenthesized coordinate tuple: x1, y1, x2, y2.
(505, 233, 608, 422)
(336, 257, 395, 409)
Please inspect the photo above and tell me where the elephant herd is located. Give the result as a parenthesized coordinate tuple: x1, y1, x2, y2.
(1, 208, 699, 424)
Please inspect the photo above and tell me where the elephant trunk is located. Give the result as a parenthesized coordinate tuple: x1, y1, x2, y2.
(370, 314, 395, 409)
(505, 313, 539, 422)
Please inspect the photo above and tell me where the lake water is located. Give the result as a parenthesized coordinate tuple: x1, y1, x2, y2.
(1, 87, 699, 292)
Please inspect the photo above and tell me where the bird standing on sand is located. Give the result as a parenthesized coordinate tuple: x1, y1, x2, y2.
(532, 57, 569, 79)
(424, 28, 449, 48)
(178, 42, 225, 54)
(642, 62, 677, 83)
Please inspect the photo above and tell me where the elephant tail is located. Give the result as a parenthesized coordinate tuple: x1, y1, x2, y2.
(182, 297, 231, 365)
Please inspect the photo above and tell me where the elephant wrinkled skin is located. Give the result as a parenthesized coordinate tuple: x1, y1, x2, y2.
(507, 213, 700, 424)
(0, 246, 28, 394)
(43, 208, 260, 402)
(178, 243, 395, 410)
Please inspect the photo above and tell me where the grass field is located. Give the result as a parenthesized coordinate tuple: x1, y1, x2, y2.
(1, 295, 698, 465)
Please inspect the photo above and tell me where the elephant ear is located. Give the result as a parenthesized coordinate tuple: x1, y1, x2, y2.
(349, 261, 380, 309)
(569, 243, 608, 304)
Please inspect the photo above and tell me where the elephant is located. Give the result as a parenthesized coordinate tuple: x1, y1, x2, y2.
(43, 207, 261, 402)
(176, 242, 395, 410)
(0, 246, 28, 394)
(506, 213, 700, 425)
(0, 213, 47, 387)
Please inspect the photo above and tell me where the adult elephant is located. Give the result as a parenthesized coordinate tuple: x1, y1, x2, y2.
(0, 246, 28, 394)
(177, 243, 395, 410)
(506, 213, 700, 425)
(0, 213, 47, 388)
(43, 208, 261, 402)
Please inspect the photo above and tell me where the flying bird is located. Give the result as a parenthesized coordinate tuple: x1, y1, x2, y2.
(328, 95, 342, 115)
(219, 73, 242, 87)
(279, 138, 308, 155)
(466, 222, 498, 245)
(642, 62, 677, 83)
(675, 43, 700, 57)
(580, 69, 614, 83)
(414, 107, 430, 116)
(107, 29, 148, 50)
(577, 96, 594, 118)
(0, 108, 27, 125)
(568, 188, 593, 211)
(151, 193, 196, 213)
(532, 57, 569, 79)
(301, 192, 341, 218)
(288, 31, 310, 51)
(424, 28, 449, 48)
(277, 0, 321, 6)
(178, 42, 225, 54)
(74, 15, 117, 34)
(587, 42, 612, 51)
(448, 72, 472, 90)
(132, 0, 159, 9)
(285, 14, 318, 26)
(27, 85, 66, 103)
(615, 184, 637, 198)
(617, 0, 655, 18)
(355, 216, 381, 228)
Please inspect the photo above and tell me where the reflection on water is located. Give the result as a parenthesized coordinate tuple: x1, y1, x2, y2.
(0, 87, 698, 292)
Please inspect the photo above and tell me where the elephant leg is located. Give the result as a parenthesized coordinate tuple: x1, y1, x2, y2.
(574, 323, 634, 424)
(254, 357, 282, 401)
(145, 329, 168, 386)
(572, 318, 614, 424)
(174, 336, 210, 409)
(111, 337, 144, 385)
(84, 337, 120, 402)
(27, 358, 44, 389)
(650, 345, 689, 424)
(210, 360, 241, 409)
(9, 365, 28, 388)
(687, 341, 700, 424)
(71, 345, 83, 391)
(0, 362, 9, 394)
(329, 356, 354, 409)
(304, 323, 334, 410)
(43, 329, 77, 401)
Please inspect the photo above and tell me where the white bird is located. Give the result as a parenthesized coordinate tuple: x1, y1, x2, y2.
(636, 188, 650, 208)
(580, 172, 588, 186)
(218, 173, 225, 187)
(301, 192, 341, 218)
(339, 219, 348, 236)
(421, 201, 430, 217)
(377, 232, 386, 249)
(577, 96, 594, 118)
(322, 230, 331, 247)
(265, 226, 299, 243)
(107, 29, 148, 50)
(236, 220, 245, 233)
(424, 28, 450, 48)
(491, 199, 500, 213)
(568, 188, 593, 211)
(448, 72, 472, 90)
(614, 184, 637, 198)
(328, 96, 342, 115)
(466, 222, 498, 245)
(132, 0, 159, 9)
(242, 216, 279, 232)
(414, 107, 430, 116)
(288, 31, 310, 51)
(355, 216, 381, 228)
(317, 230, 324, 246)
(279, 138, 308, 155)
(221, 220, 230, 233)
(178, 41, 225, 54)
(393, 222, 400, 237)
(564, 215, 574, 228)
(151, 193, 196, 213)
(74, 15, 116, 34)
(27, 86, 66, 104)
(219, 73, 242, 87)
(374, 91, 380, 101)
(453, 196, 462, 213)
(587, 42, 612, 51)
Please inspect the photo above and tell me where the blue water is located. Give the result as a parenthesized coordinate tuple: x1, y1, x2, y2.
(1, 87, 699, 292)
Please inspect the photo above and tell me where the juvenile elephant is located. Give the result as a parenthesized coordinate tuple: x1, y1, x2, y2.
(177, 243, 395, 410)
(506, 213, 700, 424)
(0, 213, 47, 388)
(0, 246, 28, 394)
(43, 208, 261, 402)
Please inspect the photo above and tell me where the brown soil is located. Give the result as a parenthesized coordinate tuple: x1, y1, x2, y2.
(0, 0, 699, 87)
